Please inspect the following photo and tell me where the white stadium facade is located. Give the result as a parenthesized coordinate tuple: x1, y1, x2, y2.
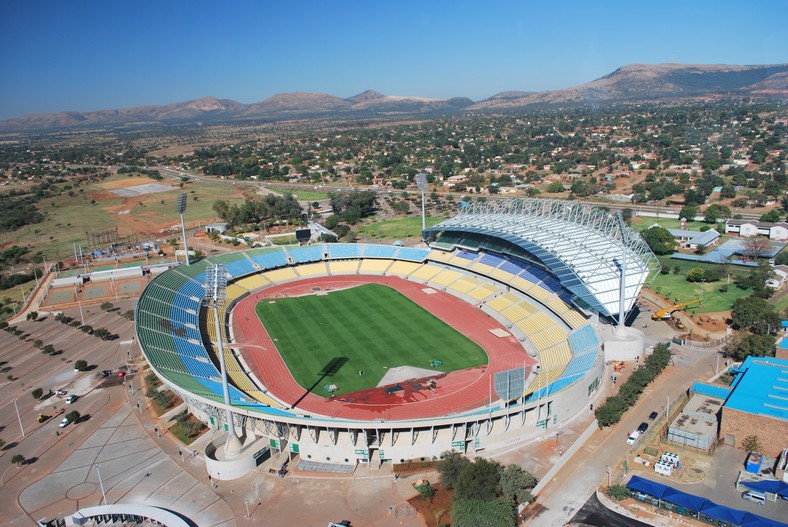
(135, 198, 659, 479)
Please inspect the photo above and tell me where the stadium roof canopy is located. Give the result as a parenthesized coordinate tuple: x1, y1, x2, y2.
(423, 198, 660, 318)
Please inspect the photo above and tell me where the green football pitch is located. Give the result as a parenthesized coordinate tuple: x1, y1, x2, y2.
(255, 284, 487, 397)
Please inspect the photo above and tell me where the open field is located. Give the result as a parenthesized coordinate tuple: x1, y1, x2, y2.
(649, 272, 751, 313)
(1, 173, 246, 261)
(358, 215, 444, 239)
(630, 216, 714, 232)
(255, 283, 487, 396)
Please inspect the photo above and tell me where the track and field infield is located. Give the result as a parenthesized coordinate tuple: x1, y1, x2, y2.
(255, 283, 487, 397)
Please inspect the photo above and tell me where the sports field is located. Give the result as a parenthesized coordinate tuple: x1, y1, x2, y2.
(255, 284, 487, 396)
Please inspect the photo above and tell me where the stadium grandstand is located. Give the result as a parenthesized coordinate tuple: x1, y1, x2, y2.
(134, 198, 658, 479)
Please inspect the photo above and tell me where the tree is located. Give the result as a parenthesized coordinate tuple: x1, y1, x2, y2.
(452, 498, 516, 527)
(74, 359, 88, 371)
(741, 236, 774, 259)
(704, 204, 730, 223)
(436, 450, 471, 490)
(26, 311, 38, 321)
(679, 204, 699, 221)
(33, 339, 43, 348)
(640, 226, 677, 255)
(500, 464, 537, 504)
(42, 344, 55, 355)
(546, 181, 564, 193)
(621, 208, 633, 222)
(100, 301, 114, 311)
(760, 210, 782, 223)
(31, 387, 43, 399)
(11, 454, 25, 466)
(742, 435, 761, 453)
(731, 295, 779, 332)
(686, 268, 706, 282)
(726, 333, 776, 361)
(65, 410, 80, 423)
(455, 457, 502, 502)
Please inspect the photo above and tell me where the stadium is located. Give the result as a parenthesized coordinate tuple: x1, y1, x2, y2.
(134, 198, 659, 479)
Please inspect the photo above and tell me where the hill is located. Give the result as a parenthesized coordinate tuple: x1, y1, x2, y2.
(1, 63, 785, 133)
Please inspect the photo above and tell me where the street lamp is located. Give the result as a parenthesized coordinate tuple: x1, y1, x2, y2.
(606, 465, 612, 486)
(13, 398, 25, 438)
(665, 396, 670, 420)
(245, 500, 250, 518)
(176, 193, 190, 266)
(95, 464, 107, 505)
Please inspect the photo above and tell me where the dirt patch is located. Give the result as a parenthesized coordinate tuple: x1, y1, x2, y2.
(100, 176, 159, 189)
(408, 484, 453, 527)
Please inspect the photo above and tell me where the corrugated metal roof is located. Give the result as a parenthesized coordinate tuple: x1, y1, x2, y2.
(724, 356, 788, 421)
(690, 382, 732, 400)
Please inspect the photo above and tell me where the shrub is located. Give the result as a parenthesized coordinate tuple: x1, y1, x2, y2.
(31, 387, 43, 399)
(74, 359, 88, 371)
(608, 484, 630, 501)
(11, 454, 25, 466)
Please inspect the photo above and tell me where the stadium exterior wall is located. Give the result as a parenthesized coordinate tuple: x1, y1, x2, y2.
(151, 352, 604, 470)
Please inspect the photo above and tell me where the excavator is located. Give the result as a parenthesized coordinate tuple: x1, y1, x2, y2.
(651, 298, 702, 321)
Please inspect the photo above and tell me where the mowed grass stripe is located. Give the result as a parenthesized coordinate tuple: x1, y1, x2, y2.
(255, 284, 487, 396)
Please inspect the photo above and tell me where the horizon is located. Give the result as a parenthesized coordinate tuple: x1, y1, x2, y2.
(1, 0, 786, 120)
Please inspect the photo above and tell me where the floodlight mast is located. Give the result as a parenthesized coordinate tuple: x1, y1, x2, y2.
(615, 211, 628, 336)
(176, 193, 191, 266)
(203, 264, 239, 454)
(415, 174, 428, 235)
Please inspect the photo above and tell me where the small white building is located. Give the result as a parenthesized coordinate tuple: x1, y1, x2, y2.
(205, 222, 229, 235)
(725, 219, 788, 241)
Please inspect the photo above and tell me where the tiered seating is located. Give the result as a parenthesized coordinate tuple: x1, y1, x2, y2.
(562, 325, 600, 380)
(362, 245, 398, 258)
(515, 312, 554, 336)
(467, 282, 498, 302)
(563, 309, 588, 330)
(501, 300, 537, 323)
(486, 292, 520, 313)
(359, 259, 392, 274)
(430, 268, 463, 287)
(387, 261, 421, 276)
(428, 250, 454, 263)
(432, 232, 462, 249)
(235, 274, 271, 291)
(263, 267, 298, 283)
(409, 263, 443, 281)
(448, 276, 482, 295)
(247, 248, 288, 270)
(208, 252, 256, 278)
(296, 262, 329, 277)
(328, 260, 359, 274)
(326, 243, 362, 259)
(527, 326, 567, 350)
(226, 284, 248, 302)
(289, 245, 324, 264)
(396, 247, 430, 262)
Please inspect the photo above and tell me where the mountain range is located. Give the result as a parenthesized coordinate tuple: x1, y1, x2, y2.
(1, 63, 786, 133)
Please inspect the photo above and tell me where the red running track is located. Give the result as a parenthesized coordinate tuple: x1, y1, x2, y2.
(232, 275, 536, 421)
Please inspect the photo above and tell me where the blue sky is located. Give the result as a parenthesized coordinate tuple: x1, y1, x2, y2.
(0, 0, 785, 119)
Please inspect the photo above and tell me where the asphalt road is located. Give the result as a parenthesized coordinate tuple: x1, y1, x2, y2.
(571, 493, 654, 527)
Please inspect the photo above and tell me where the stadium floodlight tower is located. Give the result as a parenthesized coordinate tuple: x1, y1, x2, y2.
(203, 264, 242, 456)
(176, 193, 191, 266)
(615, 211, 629, 337)
(415, 173, 428, 235)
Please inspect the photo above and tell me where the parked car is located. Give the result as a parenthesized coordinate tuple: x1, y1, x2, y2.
(66, 394, 78, 404)
(54, 389, 66, 396)
(37, 414, 49, 423)
(637, 422, 649, 433)
(648, 411, 658, 420)
(626, 430, 640, 445)
(58, 417, 69, 428)
(742, 490, 767, 505)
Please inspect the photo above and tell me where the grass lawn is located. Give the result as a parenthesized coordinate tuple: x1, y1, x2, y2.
(256, 284, 486, 396)
(358, 215, 444, 239)
(649, 272, 752, 313)
(630, 216, 713, 232)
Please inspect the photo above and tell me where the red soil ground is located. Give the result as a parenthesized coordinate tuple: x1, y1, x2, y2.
(232, 275, 536, 421)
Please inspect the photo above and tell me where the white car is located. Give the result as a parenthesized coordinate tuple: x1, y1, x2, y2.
(66, 395, 77, 404)
(58, 417, 69, 428)
(626, 430, 641, 445)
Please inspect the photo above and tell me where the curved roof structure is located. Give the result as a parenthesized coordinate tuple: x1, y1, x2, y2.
(423, 198, 659, 318)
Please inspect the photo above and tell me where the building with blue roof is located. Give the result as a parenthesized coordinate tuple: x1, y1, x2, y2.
(720, 356, 788, 456)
